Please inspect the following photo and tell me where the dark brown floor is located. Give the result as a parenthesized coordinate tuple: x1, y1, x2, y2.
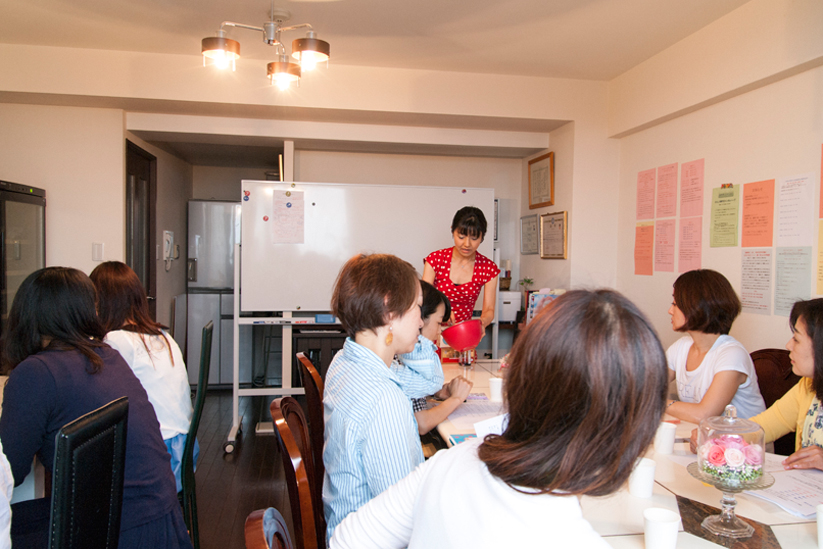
(194, 389, 292, 549)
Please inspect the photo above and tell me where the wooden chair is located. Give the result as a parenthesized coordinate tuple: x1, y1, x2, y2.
(271, 398, 321, 549)
(245, 508, 294, 549)
(750, 348, 801, 456)
(181, 320, 214, 549)
(50, 397, 129, 549)
(296, 352, 325, 517)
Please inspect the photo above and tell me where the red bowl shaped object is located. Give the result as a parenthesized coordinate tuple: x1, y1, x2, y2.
(441, 319, 484, 352)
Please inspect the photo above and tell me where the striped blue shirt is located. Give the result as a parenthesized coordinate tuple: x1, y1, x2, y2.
(392, 335, 445, 400)
(323, 338, 425, 541)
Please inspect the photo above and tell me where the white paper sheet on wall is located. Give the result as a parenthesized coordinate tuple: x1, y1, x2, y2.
(776, 173, 815, 247)
(272, 190, 304, 244)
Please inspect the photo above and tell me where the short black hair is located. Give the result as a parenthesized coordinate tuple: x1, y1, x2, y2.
(673, 269, 740, 335)
(790, 298, 823, 400)
(451, 206, 487, 240)
(421, 280, 450, 322)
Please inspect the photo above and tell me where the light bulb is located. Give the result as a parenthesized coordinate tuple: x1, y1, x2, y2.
(299, 51, 319, 71)
(272, 74, 292, 90)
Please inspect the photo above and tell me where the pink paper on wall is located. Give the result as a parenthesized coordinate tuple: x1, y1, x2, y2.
(678, 217, 702, 273)
(634, 222, 654, 276)
(654, 219, 676, 272)
(636, 169, 656, 220)
(742, 180, 775, 248)
(656, 163, 678, 218)
(680, 159, 704, 218)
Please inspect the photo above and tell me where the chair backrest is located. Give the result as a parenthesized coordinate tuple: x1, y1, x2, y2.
(270, 399, 320, 549)
(49, 396, 129, 549)
(245, 508, 294, 549)
(296, 352, 325, 513)
(181, 320, 214, 548)
(751, 348, 801, 456)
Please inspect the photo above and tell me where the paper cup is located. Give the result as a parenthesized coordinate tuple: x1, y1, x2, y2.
(654, 422, 677, 455)
(817, 503, 823, 548)
(489, 376, 503, 402)
(628, 457, 656, 498)
(644, 507, 679, 549)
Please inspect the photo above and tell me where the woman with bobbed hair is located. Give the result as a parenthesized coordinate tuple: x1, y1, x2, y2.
(666, 269, 765, 423)
(324, 254, 441, 541)
(330, 289, 670, 549)
(90, 261, 194, 493)
(0, 267, 191, 549)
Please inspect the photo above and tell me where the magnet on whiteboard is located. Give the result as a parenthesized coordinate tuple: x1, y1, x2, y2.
(263, 216, 269, 221)
(244, 190, 250, 196)
(243, 196, 249, 201)
(286, 191, 291, 197)
(286, 202, 292, 208)
(462, 189, 467, 193)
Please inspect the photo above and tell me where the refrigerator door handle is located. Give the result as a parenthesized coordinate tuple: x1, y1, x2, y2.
(187, 258, 197, 282)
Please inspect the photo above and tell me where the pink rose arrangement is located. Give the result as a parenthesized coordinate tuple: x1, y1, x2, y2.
(698, 436, 763, 484)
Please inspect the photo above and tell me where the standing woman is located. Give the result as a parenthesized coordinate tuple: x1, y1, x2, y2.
(665, 269, 765, 423)
(422, 207, 500, 329)
(90, 261, 194, 493)
(0, 267, 191, 549)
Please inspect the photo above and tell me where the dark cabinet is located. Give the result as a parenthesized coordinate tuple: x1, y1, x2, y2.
(292, 327, 346, 384)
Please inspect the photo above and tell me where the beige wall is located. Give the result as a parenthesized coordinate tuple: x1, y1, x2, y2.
(0, 103, 124, 272)
(616, 64, 823, 352)
(192, 166, 269, 201)
(125, 132, 193, 327)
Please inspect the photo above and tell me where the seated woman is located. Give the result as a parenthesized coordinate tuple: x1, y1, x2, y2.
(90, 261, 194, 493)
(323, 254, 439, 541)
(401, 281, 472, 436)
(666, 269, 765, 423)
(751, 298, 823, 468)
(0, 267, 191, 549)
(330, 289, 670, 549)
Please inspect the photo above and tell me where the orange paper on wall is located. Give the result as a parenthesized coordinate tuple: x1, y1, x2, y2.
(634, 222, 654, 276)
(742, 180, 775, 248)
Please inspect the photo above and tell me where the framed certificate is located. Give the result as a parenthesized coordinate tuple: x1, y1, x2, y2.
(540, 211, 567, 259)
(520, 215, 538, 254)
(528, 152, 554, 209)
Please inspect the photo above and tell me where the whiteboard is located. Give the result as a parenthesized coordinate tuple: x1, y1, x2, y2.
(240, 180, 496, 312)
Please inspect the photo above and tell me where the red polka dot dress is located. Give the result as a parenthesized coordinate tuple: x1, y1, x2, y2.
(424, 248, 500, 323)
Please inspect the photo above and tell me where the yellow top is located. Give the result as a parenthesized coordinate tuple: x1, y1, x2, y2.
(750, 378, 815, 452)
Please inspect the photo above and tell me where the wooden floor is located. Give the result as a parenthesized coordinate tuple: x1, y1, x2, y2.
(193, 389, 293, 549)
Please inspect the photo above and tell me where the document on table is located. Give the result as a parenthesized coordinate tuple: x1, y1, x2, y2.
(447, 400, 505, 430)
(746, 467, 823, 519)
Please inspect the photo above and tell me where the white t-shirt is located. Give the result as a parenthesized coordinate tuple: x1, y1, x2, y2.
(0, 441, 12, 549)
(330, 438, 610, 549)
(666, 334, 766, 419)
(105, 330, 192, 440)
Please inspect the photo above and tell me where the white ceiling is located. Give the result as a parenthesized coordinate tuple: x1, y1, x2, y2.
(1, 0, 752, 166)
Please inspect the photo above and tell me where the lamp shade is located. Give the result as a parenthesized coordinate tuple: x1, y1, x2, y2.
(267, 58, 301, 90)
(291, 36, 330, 70)
(201, 37, 240, 70)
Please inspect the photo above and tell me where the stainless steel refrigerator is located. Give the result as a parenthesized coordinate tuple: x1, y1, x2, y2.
(186, 200, 250, 386)
(0, 180, 45, 355)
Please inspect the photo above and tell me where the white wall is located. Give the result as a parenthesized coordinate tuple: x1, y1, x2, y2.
(616, 64, 823, 352)
(0, 103, 124, 272)
(126, 132, 193, 327)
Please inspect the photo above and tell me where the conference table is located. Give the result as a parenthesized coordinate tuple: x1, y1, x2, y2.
(435, 361, 819, 548)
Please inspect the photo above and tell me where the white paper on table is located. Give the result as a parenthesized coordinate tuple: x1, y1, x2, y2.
(474, 414, 508, 439)
(447, 400, 504, 430)
(746, 467, 823, 519)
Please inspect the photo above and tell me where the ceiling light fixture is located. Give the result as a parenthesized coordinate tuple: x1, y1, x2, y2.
(201, 3, 330, 90)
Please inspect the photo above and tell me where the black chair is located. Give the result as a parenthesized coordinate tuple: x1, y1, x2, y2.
(49, 396, 129, 549)
(751, 348, 801, 456)
(181, 320, 214, 549)
(245, 507, 294, 549)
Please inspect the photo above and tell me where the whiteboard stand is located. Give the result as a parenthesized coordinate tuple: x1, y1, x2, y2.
(225, 245, 307, 453)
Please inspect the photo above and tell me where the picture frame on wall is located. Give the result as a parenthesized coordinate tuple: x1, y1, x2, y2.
(539, 211, 567, 259)
(520, 215, 538, 254)
(528, 151, 555, 209)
